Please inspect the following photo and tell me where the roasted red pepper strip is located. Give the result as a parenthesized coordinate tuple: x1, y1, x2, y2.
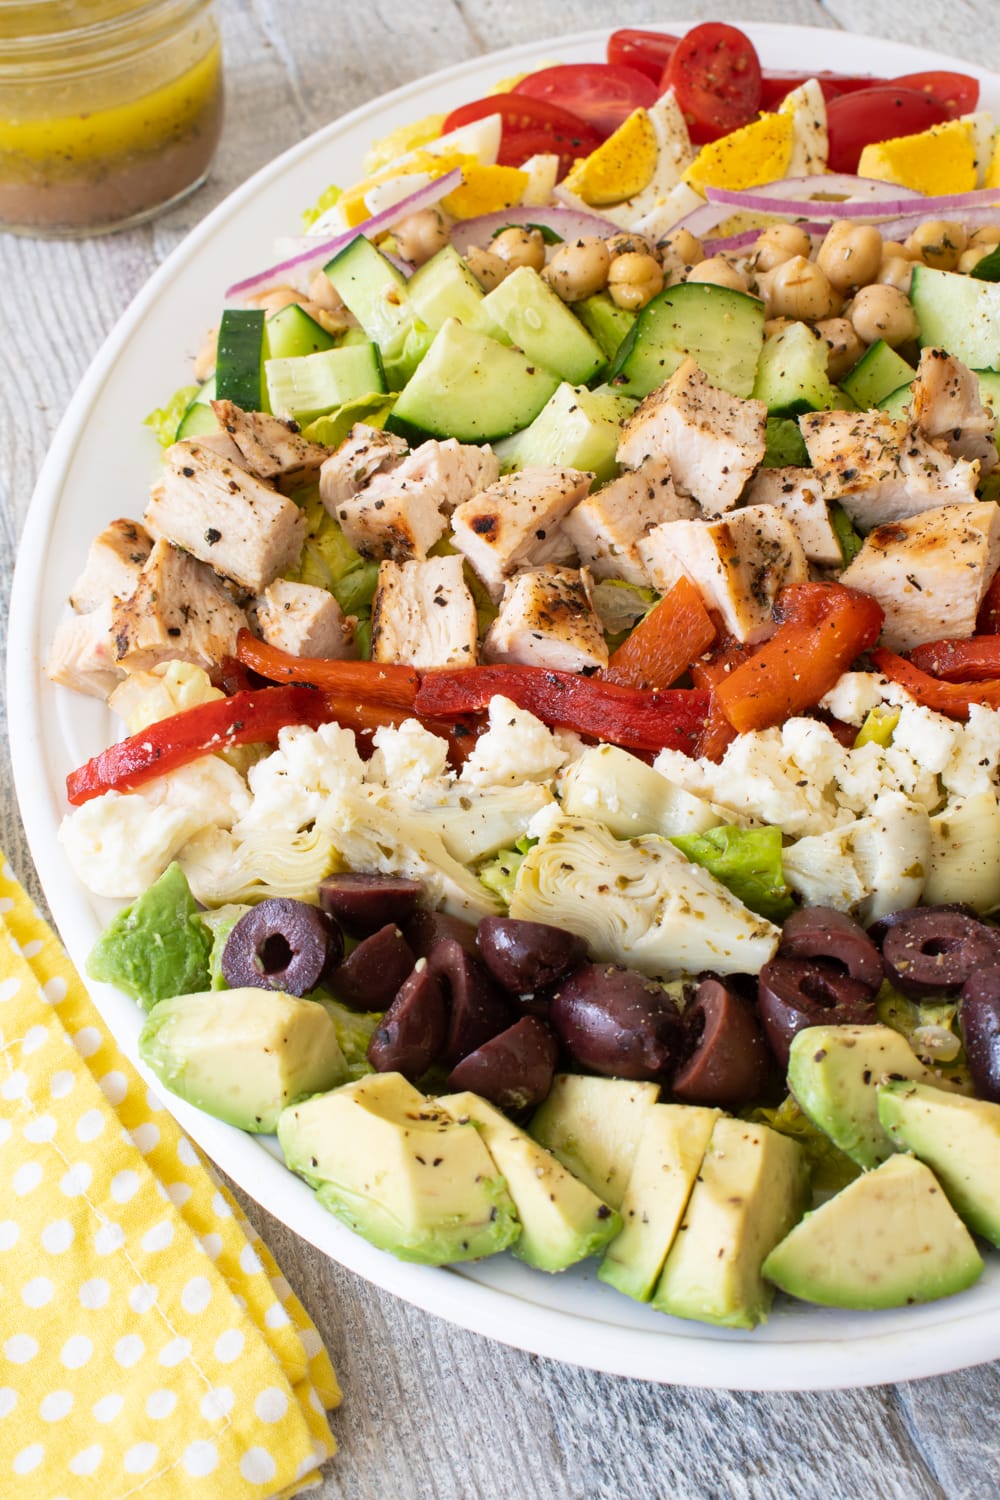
(234, 629, 419, 709)
(715, 583, 884, 734)
(604, 577, 716, 691)
(908, 637, 1000, 683)
(416, 666, 709, 754)
(66, 685, 338, 804)
(871, 649, 1000, 719)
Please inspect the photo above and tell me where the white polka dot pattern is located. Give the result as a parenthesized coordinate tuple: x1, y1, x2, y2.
(0, 855, 340, 1497)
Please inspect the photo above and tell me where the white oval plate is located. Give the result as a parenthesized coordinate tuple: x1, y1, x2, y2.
(10, 23, 1000, 1391)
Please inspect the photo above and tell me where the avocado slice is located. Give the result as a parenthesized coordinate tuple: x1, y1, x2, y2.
(598, 1103, 719, 1303)
(787, 1024, 947, 1169)
(651, 1117, 809, 1330)
(763, 1154, 983, 1309)
(529, 1074, 660, 1210)
(277, 1073, 519, 1264)
(87, 861, 212, 1010)
(878, 1079, 1000, 1246)
(138, 986, 347, 1132)
(437, 1090, 621, 1272)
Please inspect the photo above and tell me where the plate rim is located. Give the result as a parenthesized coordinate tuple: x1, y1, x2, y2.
(10, 20, 1000, 1391)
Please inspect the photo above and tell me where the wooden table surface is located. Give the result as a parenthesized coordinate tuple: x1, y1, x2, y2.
(4, 3, 1000, 1495)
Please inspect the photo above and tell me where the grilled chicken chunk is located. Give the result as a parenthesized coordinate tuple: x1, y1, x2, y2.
(483, 565, 608, 673)
(146, 438, 306, 594)
(561, 456, 697, 585)
(639, 505, 809, 643)
(210, 400, 332, 485)
(46, 602, 122, 699)
(451, 465, 592, 601)
(799, 409, 980, 530)
(909, 347, 998, 474)
(616, 358, 767, 514)
(318, 423, 408, 512)
(255, 579, 355, 659)
(370, 554, 478, 668)
(111, 539, 248, 672)
(333, 438, 500, 561)
(840, 501, 1000, 651)
(744, 466, 843, 567)
(68, 518, 153, 614)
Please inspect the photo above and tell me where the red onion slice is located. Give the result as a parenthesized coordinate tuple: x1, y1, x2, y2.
(224, 167, 463, 302)
(706, 180, 1000, 221)
(703, 220, 833, 254)
(873, 203, 1000, 240)
(448, 203, 618, 253)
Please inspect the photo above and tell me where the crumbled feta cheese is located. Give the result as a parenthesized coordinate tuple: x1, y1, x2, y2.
(460, 697, 567, 788)
(819, 671, 889, 726)
(239, 722, 365, 833)
(137, 755, 250, 829)
(59, 793, 200, 899)
(366, 718, 451, 800)
(943, 703, 1000, 798)
(891, 701, 961, 777)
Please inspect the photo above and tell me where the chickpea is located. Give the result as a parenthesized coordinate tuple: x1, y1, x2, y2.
(849, 284, 920, 347)
(543, 237, 611, 302)
(877, 255, 913, 294)
(308, 269, 350, 316)
(393, 208, 449, 267)
(754, 222, 812, 272)
(817, 222, 883, 292)
(766, 255, 840, 321)
(763, 315, 796, 339)
(881, 239, 918, 261)
(606, 230, 653, 258)
(658, 227, 704, 271)
(246, 284, 301, 313)
(970, 225, 1000, 248)
(686, 256, 749, 293)
(815, 317, 866, 382)
(193, 324, 218, 383)
(465, 246, 509, 291)
(607, 251, 664, 311)
(906, 219, 968, 271)
(492, 226, 546, 273)
(959, 246, 992, 274)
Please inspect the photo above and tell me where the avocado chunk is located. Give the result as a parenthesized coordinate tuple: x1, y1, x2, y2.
(482, 266, 606, 385)
(878, 1079, 1000, 1246)
(788, 1024, 944, 1169)
(763, 1153, 983, 1309)
(493, 381, 636, 484)
(87, 862, 212, 1010)
(438, 1090, 621, 1272)
(277, 1074, 519, 1264)
(529, 1074, 660, 1209)
(139, 986, 347, 1132)
(651, 1117, 809, 1330)
(599, 1103, 719, 1302)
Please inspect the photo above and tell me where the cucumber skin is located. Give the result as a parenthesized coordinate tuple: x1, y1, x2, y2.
(216, 309, 267, 412)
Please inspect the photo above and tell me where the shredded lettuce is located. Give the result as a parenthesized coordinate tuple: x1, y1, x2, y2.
(478, 835, 537, 907)
(876, 982, 970, 1087)
(830, 502, 864, 566)
(762, 416, 809, 469)
(144, 384, 200, 447)
(317, 996, 381, 1080)
(748, 1096, 860, 1193)
(301, 391, 398, 449)
(301, 183, 342, 231)
(590, 578, 659, 637)
(669, 824, 794, 923)
(284, 486, 379, 640)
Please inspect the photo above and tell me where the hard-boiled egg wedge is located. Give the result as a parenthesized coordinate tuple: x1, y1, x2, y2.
(780, 78, 829, 176)
(683, 111, 795, 192)
(561, 90, 694, 224)
(858, 117, 980, 194)
(563, 108, 660, 205)
(963, 110, 996, 185)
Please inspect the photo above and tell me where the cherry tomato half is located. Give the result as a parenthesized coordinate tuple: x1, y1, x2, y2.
(607, 28, 680, 84)
(513, 63, 657, 138)
(889, 70, 979, 117)
(826, 86, 951, 174)
(757, 70, 888, 110)
(441, 95, 602, 178)
(665, 22, 763, 143)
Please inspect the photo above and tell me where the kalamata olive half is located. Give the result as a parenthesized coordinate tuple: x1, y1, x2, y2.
(671, 978, 771, 1108)
(319, 873, 423, 938)
(428, 938, 514, 1066)
(476, 917, 588, 994)
(550, 964, 684, 1081)
(221, 898, 343, 996)
(446, 1016, 559, 1111)
(960, 967, 1000, 1103)
(758, 955, 877, 1067)
(367, 961, 447, 1081)
(403, 908, 478, 959)
(328, 924, 416, 1011)
(779, 906, 884, 993)
(873, 907, 1000, 997)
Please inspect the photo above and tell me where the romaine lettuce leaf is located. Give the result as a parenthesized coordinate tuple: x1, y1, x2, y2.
(670, 824, 794, 923)
(762, 416, 809, 469)
(144, 384, 200, 447)
(301, 391, 397, 449)
(301, 183, 342, 231)
(748, 1095, 860, 1193)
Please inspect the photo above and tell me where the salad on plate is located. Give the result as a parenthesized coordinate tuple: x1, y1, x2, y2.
(42, 22, 1000, 1332)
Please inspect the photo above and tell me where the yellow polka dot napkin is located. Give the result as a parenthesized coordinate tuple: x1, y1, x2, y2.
(0, 853, 341, 1498)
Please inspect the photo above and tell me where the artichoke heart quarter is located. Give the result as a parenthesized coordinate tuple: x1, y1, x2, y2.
(510, 815, 780, 978)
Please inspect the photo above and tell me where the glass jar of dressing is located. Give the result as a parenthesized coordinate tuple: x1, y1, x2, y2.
(0, 0, 223, 237)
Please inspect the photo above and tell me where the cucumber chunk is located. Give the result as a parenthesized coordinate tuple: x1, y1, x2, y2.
(878, 367, 1000, 421)
(216, 308, 268, 412)
(176, 376, 218, 440)
(576, 292, 636, 361)
(752, 319, 841, 415)
(482, 266, 606, 385)
(265, 302, 336, 360)
(388, 318, 560, 443)
(407, 245, 506, 341)
(323, 235, 431, 385)
(265, 342, 386, 425)
(910, 263, 1000, 368)
(493, 381, 634, 482)
(607, 282, 765, 399)
(840, 339, 916, 410)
